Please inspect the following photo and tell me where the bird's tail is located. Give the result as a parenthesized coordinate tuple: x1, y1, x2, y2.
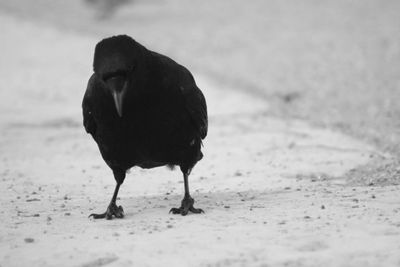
(167, 164, 176, 170)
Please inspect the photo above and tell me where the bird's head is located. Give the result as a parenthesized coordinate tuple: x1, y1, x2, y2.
(93, 35, 147, 117)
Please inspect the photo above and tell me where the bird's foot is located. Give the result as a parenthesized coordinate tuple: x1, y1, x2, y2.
(89, 203, 124, 220)
(169, 195, 204, 216)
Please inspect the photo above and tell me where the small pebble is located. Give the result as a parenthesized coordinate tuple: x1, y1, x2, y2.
(234, 171, 242, 176)
(24, 238, 34, 243)
(26, 198, 40, 202)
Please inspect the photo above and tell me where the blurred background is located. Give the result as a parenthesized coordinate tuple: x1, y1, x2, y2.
(0, 0, 399, 180)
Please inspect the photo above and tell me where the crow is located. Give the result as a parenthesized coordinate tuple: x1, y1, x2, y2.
(82, 35, 208, 219)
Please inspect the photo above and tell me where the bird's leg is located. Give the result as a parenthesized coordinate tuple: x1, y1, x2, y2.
(89, 182, 124, 220)
(170, 170, 204, 216)
(89, 170, 126, 220)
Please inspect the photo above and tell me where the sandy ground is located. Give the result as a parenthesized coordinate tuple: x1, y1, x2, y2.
(1, 2, 400, 267)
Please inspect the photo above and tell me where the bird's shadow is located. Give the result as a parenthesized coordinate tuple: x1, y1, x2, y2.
(113, 188, 293, 219)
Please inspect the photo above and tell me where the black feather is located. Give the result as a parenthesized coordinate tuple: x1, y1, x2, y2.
(82, 34, 207, 181)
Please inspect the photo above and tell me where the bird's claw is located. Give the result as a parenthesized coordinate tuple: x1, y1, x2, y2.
(189, 206, 205, 214)
(169, 196, 204, 216)
(89, 203, 124, 220)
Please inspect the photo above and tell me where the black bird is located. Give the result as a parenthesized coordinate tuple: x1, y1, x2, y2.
(82, 35, 208, 219)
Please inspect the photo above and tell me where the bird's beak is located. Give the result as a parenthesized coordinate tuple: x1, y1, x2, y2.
(105, 76, 128, 117)
(112, 89, 125, 117)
